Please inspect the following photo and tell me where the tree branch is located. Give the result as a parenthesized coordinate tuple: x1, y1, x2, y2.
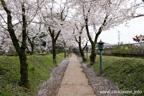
(74, 35, 79, 43)
(82, 42, 87, 51)
(27, 0, 45, 26)
(21, 3, 27, 50)
(0, 0, 20, 52)
(132, 14, 144, 18)
(55, 30, 61, 41)
(48, 26, 53, 37)
(94, 14, 109, 43)
(85, 17, 93, 44)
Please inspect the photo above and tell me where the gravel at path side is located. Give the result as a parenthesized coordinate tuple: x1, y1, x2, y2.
(81, 61, 119, 96)
(37, 58, 69, 96)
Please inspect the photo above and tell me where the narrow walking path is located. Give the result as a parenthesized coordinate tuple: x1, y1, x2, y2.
(57, 53, 95, 96)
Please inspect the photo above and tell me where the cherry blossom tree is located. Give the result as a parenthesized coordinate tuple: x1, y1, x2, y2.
(67, 0, 144, 65)
(0, 29, 13, 54)
(0, 0, 44, 88)
(57, 25, 74, 58)
(40, 0, 69, 63)
(26, 22, 45, 55)
(73, 20, 88, 61)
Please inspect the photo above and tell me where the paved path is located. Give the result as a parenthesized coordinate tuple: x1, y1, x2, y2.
(57, 54, 95, 96)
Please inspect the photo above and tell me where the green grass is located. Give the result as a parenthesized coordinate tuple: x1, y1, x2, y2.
(87, 55, 144, 96)
(0, 53, 64, 96)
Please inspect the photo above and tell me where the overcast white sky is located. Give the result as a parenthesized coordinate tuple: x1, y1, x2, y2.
(98, 17, 144, 44)
(91, 0, 144, 45)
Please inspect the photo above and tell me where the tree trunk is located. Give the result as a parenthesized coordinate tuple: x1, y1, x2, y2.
(27, 36, 35, 55)
(81, 50, 86, 62)
(19, 3, 30, 88)
(84, 15, 108, 66)
(49, 27, 61, 64)
(63, 42, 67, 58)
(30, 43, 34, 55)
(73, 27, 86, 62)
(64, 49, 67, 58)
(90, 44, 96, 65)
(19, 51, 30, 88)
(78, 42, 86, 62)
(52, 38, 56, 63)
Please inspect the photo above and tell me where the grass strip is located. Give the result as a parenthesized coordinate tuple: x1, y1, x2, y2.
(87, 55, 144, 96)
(0, 53, 64, 96)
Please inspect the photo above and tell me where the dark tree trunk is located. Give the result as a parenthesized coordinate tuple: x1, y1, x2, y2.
(90, 44, 96, 65)
(85, 18, 96, 65)
(78, 41, 86, 62)
(27, 36, 35, 55)
(49, 27, 61, 64)
(52, 38, 56, 63)
(19, 4, 30, 88)
(19, 51, 30, 88)
(64, 50, 67, 58)
(81, 42, 87, 62)
(80, 50, 86, 62)
(31, 44, 34, 55)
(63, 41, 67, 58)
(74, 27, 86, 62)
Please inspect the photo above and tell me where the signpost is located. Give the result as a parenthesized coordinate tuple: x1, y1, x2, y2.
(98, 40, 104, 74)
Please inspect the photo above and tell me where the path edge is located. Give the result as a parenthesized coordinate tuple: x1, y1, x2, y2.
(77, 55, 119, 96)
(37, 58, 69, 96)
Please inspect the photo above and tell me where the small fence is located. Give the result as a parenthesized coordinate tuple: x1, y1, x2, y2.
(97, 47, 144, 58)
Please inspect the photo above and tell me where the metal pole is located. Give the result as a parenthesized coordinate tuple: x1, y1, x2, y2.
(142, 42, 144, 58)
(100, 50, 103, 74)
(118, 31, 120, 46)
(86, 51, 88, 62)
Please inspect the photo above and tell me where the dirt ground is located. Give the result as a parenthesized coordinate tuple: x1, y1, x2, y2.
(57, 53, 95, 96)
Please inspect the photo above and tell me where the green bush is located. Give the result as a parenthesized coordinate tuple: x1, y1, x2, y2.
(113, 44, 132, 54)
